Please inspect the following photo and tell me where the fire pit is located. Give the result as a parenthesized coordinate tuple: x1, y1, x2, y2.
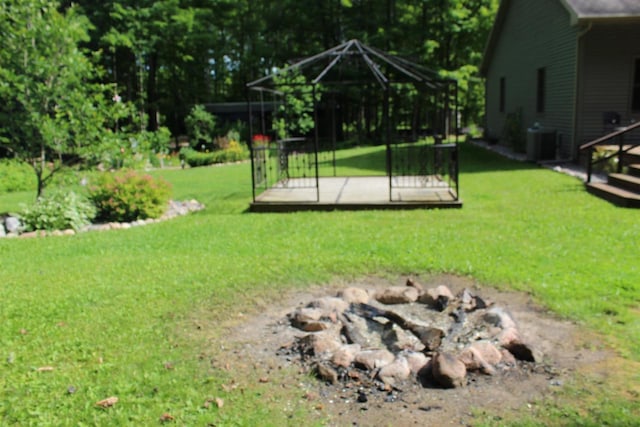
(278, 278, 542, 393)
(219, 275, 608, 425)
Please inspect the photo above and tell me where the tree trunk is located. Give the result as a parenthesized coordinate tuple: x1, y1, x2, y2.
(147, 51, 159, 131)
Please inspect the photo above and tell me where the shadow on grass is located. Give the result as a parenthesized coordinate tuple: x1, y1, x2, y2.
(314, 142, 539, 176)
(460, 143, 538, 174)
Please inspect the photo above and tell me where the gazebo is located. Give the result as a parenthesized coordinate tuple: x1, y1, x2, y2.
(246, 39, 461, 212)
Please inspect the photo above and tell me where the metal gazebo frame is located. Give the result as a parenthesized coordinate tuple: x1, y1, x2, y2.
(246, 39, 461, 211)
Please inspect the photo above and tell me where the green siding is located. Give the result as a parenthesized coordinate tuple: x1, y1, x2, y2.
(485, 0, 578, 158)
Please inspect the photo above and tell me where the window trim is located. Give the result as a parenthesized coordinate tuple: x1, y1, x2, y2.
(536, 67, 546, 114)
(631, 58, 640, 112)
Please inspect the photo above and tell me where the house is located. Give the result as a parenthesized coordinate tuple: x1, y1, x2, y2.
(480, 0, 640, 161)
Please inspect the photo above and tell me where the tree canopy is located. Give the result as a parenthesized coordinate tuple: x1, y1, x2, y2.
(77, 0, 498, 134)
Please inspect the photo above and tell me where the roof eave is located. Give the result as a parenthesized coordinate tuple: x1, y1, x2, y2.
(574, 15, 640, 25)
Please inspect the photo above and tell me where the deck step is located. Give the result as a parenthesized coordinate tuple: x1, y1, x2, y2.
(629, 164, 640, 178)
(586, 182, 640, 208)
(608, 173, 640, 193)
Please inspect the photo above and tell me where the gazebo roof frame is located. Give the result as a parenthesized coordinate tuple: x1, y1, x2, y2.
(246, 39, 453, 91)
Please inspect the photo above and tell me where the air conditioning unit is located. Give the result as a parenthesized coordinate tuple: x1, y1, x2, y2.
(526, 129, 557, 161)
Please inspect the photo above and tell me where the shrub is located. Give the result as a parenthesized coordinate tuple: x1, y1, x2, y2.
(20, 190, 96, 231)
(88, 171, 172, 222)
(0, 159, 35, 194)
(180, 143, 249, 168)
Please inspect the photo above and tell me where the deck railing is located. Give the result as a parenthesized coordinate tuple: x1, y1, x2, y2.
(389, 142, 459, 200)
(579, 121, 640, 183)
(251, 138, 319, 201)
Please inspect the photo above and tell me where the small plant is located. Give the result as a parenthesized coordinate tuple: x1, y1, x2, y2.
(20, 190, 96, 231)
(185, 105, 217, 150)
(88, 170, 172, 222)
(501, 109, 526, 153)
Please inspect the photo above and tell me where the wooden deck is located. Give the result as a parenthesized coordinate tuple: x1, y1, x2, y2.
(250, 176, 461, 212)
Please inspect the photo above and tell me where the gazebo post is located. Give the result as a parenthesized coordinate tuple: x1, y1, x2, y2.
(313, 84, 320, 202)
(331, 93, 337, 176)
(247, 88, 257, 202)
(384, 85, 392, 202)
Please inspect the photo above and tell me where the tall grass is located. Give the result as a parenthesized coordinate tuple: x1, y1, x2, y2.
(0, 143, 638, 425)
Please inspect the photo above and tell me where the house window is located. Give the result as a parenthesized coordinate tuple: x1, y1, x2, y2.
(632, 58, 640, 111)
(536, 67, 546, 113)
(499, 77, 505, 113)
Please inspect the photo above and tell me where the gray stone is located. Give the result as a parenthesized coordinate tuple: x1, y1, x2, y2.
(484, 307, 517, 330)
(337, 287, 370, 304)
(307, 297, 349, 315)
(288, 307, 331, 332)
(375, 286, 419, 304)
(5, 216, 22, 234)
(418, 285, 454, 310)
(354, 349, 395, 370)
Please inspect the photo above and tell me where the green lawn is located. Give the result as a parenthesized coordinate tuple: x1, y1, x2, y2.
(1, 143, 638, 425)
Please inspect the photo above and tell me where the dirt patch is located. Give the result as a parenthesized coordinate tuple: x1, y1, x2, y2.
(213, 274, 612, 426)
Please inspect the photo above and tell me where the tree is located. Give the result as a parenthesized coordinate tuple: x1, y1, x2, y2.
(0, 0, 114, 198)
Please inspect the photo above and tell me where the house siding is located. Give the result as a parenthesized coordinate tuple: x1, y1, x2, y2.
(485, 0, 578, 158)
(576, 23, 640, 146)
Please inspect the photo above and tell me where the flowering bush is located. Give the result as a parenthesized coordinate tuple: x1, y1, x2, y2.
(88, 171, 172, 222)
(20, 190, 96, 231)
(252, 134, 271, 146)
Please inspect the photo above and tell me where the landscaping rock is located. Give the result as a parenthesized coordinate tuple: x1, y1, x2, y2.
(431, 352, 466, 388)
(378, 356, 411, 386)
(308, 297, 349, 315)
(331, 344, 361, 368)
(497, 327, 522, 347)
(289, 307, 326, 331)
(418, 285, 454, 310)
(484, 307, 517, 330)
(296, 329, 342, 359)
(354, 349, 395, 370)
(375, 286, 419, 304)
(403, 351, 430, 374)
(460, 288, 490, 312)
(337, 287, 370, 304)
(5, 216, 22, 234)
(315, 362, 339, 384)
(405, 277, 424, 293)
(459, 341, 502, 375)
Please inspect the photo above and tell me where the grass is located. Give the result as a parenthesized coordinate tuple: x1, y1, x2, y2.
(1, 143, 639, 425)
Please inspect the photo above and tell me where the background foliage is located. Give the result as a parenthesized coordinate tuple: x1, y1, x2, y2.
(76, 0, 498, 134)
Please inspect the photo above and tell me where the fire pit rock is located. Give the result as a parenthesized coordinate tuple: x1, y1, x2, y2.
(279, 278, 542, 390)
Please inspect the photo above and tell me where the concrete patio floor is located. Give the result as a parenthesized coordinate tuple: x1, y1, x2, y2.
(250, 176, 461, 212)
